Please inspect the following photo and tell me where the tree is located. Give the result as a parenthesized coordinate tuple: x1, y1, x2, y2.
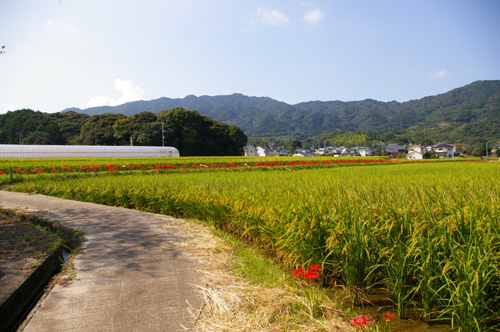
(285, 139, 302, 151)
(158, 108, 247, 156)
(49, 111, 90, 144)
(113, 111, 161, 146)
(226, 125, 247, 155)
(247, 137, 268, 147)
(0, 109, 61, 144)
(471, 144, 490, 157)
(74, 113, 126, 145)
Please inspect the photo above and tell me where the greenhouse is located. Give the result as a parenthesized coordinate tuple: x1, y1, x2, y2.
(0, 145, 180, 159)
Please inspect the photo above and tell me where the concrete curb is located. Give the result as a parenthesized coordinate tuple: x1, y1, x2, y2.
(0, 209, 84, 332)
(0, 249, 64, 332)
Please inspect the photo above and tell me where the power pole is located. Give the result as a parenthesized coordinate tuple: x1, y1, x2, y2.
(161, 122, 165, 147)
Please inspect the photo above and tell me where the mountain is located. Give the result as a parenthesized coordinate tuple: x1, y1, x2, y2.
(64, 80, 500, 144)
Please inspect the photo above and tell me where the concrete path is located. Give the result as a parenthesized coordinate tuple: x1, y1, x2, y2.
(0, 191, 204, 332)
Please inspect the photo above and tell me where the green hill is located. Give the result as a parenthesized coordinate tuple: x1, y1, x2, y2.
(64, 80, 500, 145)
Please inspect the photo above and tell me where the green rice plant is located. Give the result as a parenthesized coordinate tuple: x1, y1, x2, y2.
(413, 223, 448, 323)
(440, 205, 500, 331)
(380, 207, 417, 319)
(327, 211, 380, 306)
(9, 161, 500, 330)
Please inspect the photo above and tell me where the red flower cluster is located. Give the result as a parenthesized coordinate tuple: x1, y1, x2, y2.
(383, 312, 394, 321)
(350, 315, 374, 329)
(293, 264, 323, 280)
(1, 158, 403, 177)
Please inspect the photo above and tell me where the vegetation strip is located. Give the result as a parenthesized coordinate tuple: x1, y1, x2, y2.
(4, 158, 499, 331)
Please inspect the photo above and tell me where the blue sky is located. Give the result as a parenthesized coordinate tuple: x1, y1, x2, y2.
(1, 0, 499, 114)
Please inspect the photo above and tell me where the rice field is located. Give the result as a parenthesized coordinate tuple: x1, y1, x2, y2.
(5, 159, 500, 331)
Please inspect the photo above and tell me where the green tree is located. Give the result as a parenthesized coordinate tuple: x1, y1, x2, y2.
(0, 109, 61, 144)
(157, 108, 247, 156)
(285, 139, 302, 151)
(113, 111, 162, 146)
(74, 113, 126, 145)
(49, 111, 90, 144)
(247, 137, 268, 147)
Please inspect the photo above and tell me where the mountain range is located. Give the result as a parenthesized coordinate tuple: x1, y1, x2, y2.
(63, 80, 500, 145)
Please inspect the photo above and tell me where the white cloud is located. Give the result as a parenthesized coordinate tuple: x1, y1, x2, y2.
(86, 79, 145, 108)
(45, 19, 77, 35)
(429, 69, 448, 79)
(0, 103, 16, 114)
(256, 6, 290, 26)
(303, 9, 325, 25)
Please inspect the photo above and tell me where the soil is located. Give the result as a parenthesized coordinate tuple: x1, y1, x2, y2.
(0, 215, 57, 304)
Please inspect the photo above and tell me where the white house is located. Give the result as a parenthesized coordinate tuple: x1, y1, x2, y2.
(357, 147, 374, 157)
(433, 142, 455, 158)
(406, 144, 426, 160)
(243, 145, 258, 157)
(256, 146, 270, 157)
(293, 151, 314, 157)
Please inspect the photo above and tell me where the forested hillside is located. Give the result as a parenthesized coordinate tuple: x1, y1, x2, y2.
(0, 108, 247, 156)
(64, 80, 500, 146)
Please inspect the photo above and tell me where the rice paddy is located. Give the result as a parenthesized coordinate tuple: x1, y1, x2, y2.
(4, 158, 499, 331)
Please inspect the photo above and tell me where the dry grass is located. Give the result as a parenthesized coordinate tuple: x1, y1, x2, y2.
(160, 215, 354, 332)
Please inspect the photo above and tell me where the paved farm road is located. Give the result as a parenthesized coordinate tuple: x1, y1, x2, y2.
(0, 191, 203, 332)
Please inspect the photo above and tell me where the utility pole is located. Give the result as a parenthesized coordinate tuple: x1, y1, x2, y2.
(161, 122, 165, 147)
(130, 136, 133, 146)
(18, 131, 22, 144)
(486, 142, 488, 159)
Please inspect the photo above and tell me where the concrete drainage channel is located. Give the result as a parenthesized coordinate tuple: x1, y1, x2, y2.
(0, 210, 84, 332)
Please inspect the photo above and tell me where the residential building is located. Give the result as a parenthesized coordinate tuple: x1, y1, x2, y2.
(357, 147, 374, 157)
(256, 146, 270, 157)
(385, 143, 407, 158)
(406, 144, 426, 160)
(433, 142, 455, 158)
(243, 145, 257, 157)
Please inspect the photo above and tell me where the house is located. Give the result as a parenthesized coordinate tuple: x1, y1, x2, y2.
(315, 147, 329, 156)
(343, 148, 359, 157)
(293, 151, 314, 157)
(243, 145, 257, 157)
(357, 147, 374, 157)
(256, 146, 270, 157)
(385, 143, 407, 158)
(406, 144, 426, 160)
(433, 142, 455, 158)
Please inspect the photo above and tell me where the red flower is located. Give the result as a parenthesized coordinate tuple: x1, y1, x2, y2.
(350, 315, 374, 329)
(303, 271, 320, 280)
(310, 264, 323, 272)
(293, 269, 304, 277)
(383, 312, 394, 321)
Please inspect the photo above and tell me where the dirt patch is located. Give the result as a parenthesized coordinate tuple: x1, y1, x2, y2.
(0, 215, 58, 304)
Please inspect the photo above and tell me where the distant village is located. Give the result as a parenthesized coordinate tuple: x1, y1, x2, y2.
(244, 142, 472, 160)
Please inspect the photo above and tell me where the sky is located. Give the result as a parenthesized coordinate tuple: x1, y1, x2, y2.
(1, 0, 499, 114)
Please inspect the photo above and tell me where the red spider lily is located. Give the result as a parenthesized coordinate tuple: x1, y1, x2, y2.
(310, 264, 323, 272)
(383, 312, 394, 321)
(350, 315, 374, 329)
(293, 269, 305, 277)
(303, 271, 320, 280)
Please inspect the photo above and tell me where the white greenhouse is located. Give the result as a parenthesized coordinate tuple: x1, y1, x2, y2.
(0, 145, 180, 159)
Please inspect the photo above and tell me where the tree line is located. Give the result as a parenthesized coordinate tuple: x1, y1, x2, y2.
(0, 108, 248, 156)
